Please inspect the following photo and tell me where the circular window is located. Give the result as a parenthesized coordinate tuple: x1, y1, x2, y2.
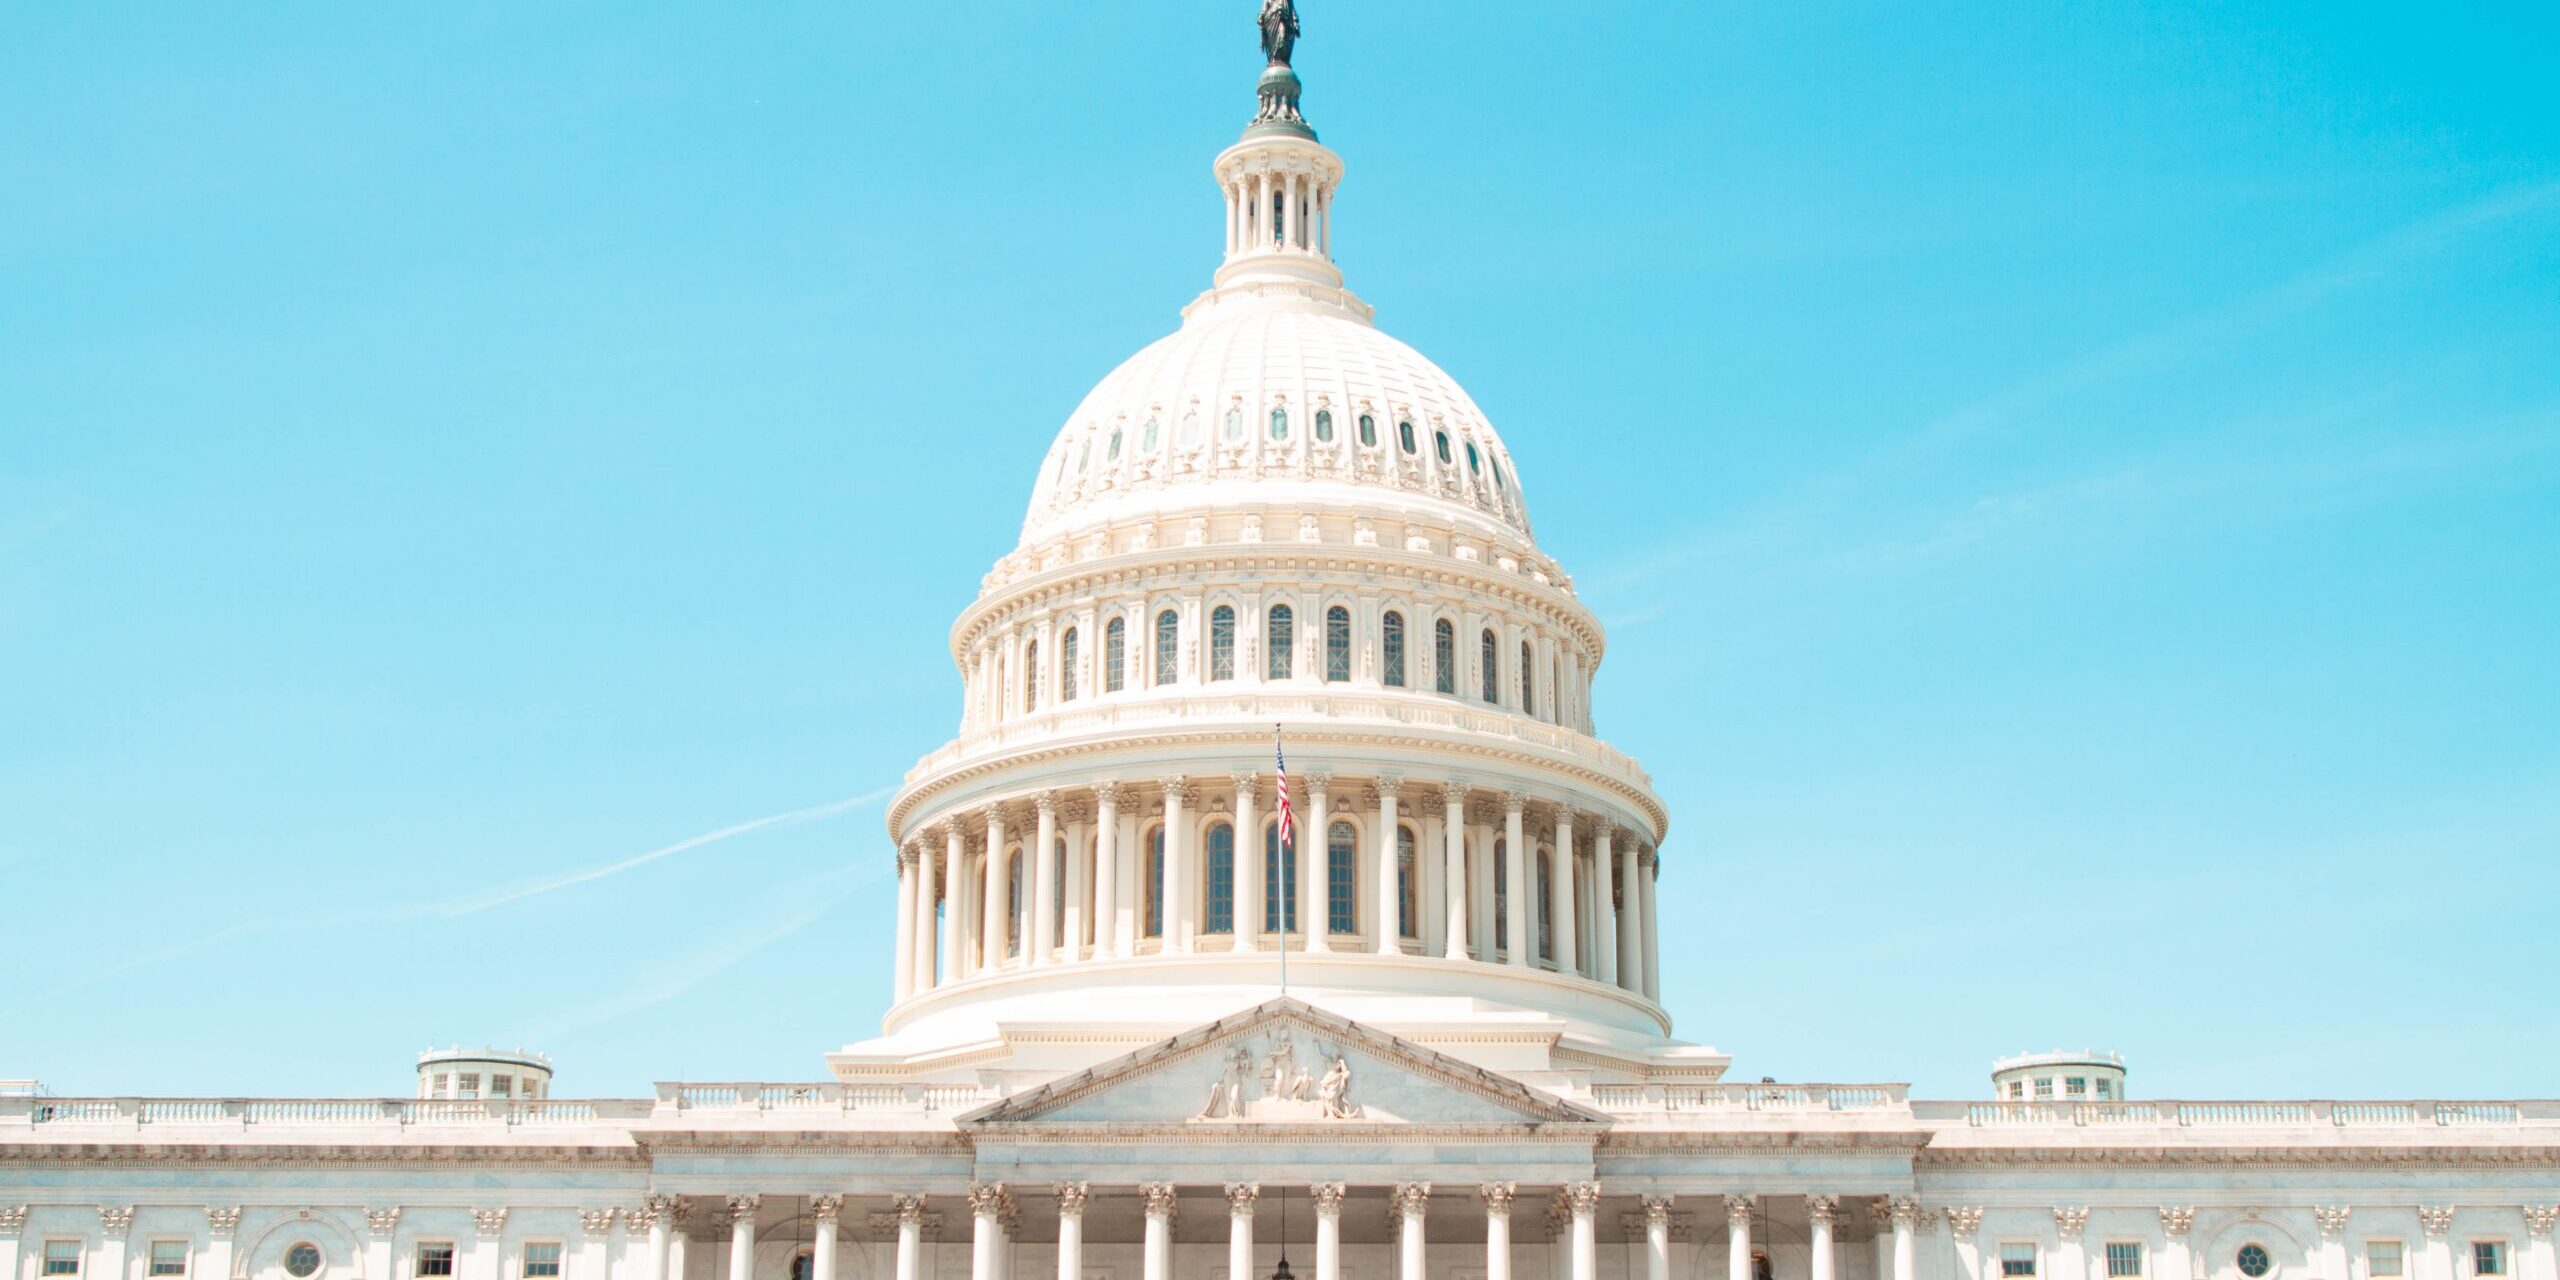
(285, 1245, 322, 1279)
(2236, 1246, 2271, 1278)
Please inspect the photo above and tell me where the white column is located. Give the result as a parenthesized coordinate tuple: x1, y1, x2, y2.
(942, 825, 968, 980)
(1569, 1184, 1600, 1280)
(1314, 1185, 1346, 1280)
(1393, 1185, 1429, 1280)
(1551, 807, 1578, 974)
(577, 1210, 614, 1280)
(914, 839, 938, 990)
(1642, 1199, 1674, 1280)
(1639, 849, 1661, 999)
(1893, 1201, 1919, 1280)
(2052, 1209, 2087, 1280)
(1443, 783, 1469, 959)
(1232, 775, 1259, 950)
(1305, 777, 1332, 951)
(1063, 812, 1088, 956)
(1614, 834, 1642, 992)
(202, 1210, 241, 1280)
(642, 1200, 673, 1280)
(1728, 1197, 1754, 1280)
(970, 1186, 1003, 1280)
(981, 810, 1007, 970)
(94, 1208, 132, 1280)
(1502, 793, 1529, 967)
(1161, 779, 1192, 951)
(893, 1199, 926, 1280)
(1055, 1186, 1088, 1280)
(1374, 778, 1403, 953)
(1480, 1185, 1515, 1280)
(1590, 827, 1618, 986)
(1032, 793, 1060, 965)
(727, 1197, 759, 1280)
(0, 1210, 22, 1280)
(2521, 1210, 2560, 1280)
(1227, 1186, 1259, 1280)
(810, 1198, 842, 1280)
(1808, 1198, 1839, 1280)
(1093, 785, 1122, 959)
(892, 848, 920, 999)
(1141, 1187, 1176, 1280)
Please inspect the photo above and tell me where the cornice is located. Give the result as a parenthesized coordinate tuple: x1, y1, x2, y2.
(964, 1122, 1603, 1146)
(1914, 1145, 2560, 1168)
(634, 1132, 972, 1154)
(0, 1145, 647, 1168)
(1598, 1131, 1935, 1153)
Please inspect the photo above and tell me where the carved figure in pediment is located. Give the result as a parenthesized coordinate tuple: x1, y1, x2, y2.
(1195, 1043, 1257, 1119)
(1317, 1053, 1360, 1119)
(1262, 1037, 1299, 1101)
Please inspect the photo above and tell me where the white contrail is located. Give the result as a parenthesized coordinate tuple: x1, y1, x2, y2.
(434, 785, 898, 918)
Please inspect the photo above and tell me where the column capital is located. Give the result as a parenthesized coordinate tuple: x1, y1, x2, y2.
(204, 1208, 244, 1238)
(1724, 1195, 1755, 1218)
(2311, 1207, 2352, 1239)
(1805, 1197, 1838, 1228)
(1641, 1197, 1675, 1229)
(1890, 1198, 1922, 1229)
(2418, 1207, 2456, 1239)
(897, 846, 920, 872)
(1443, 778, 1471, 802)
(893, 1196, 931, 1227)
(2523, 1206, 2559, 1237)
(2052, 1208, 2087, 1240)
(1502, 790, 1529, 817)
(0, 1207, 24, 1238)
(98, 1206, 136, 1234)
(722, 1197, 759, 1227)
(1230, 772, 1260, 798)
(580, 1209, 619, 1238)
(1477, 1184, 1516, 1218)
(1553, 802, 1580, 827)
(1947, 1208, 1984, 1239)
(1638, 847, 1658, 871)
(1053, 1184, 1090, 1216)
(366, 1208, 402, 1239)
(1225, 1184, 1261, 1214)
(968, 1183, 1006, 1219)
(642, 1195, 678, 1226)
(1141, 1184, 1180, 1222)
(1034, 790, 1060, 816)
(1160, 777, 1197, 807)
(808, 1196, 844, 1223)
(1094, 782, 1126, 808)
(2155, 1207, 2193, 1239)
(1390, 1183, 1431, 1220)
(474, 1208, 510, 1239)
(1566, 1182, 1602, 1215)
(1311, 1184, 1347, 1219)
(1305, 772, 1331, 800)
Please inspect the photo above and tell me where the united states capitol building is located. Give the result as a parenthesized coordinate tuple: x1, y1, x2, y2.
(7, 15, 2554, 1280)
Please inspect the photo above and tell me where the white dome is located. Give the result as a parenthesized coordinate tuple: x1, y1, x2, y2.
(1020, 293, 1535, 549)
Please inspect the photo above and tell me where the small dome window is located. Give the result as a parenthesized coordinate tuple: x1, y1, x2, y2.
(1179, 412, 1202, 448)
(1105, 429, 1122, 462)
(1466, 441, 1481, 473)
(1269, 406, 1289, 441)
(1314, 409, 1334, 442)
(1433, 430, 1452, 465)
(1222, 406, 1244, 443)
(1490, 457, 1505, 490)
(1398, 419, 1417, 455)
(1358, 413, 1377, 447)
(1142, 417, 1160, 452)
(1079, 437, 1094, 472)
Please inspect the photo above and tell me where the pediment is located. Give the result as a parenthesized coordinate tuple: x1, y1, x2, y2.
(959, 997, 1610, 1128)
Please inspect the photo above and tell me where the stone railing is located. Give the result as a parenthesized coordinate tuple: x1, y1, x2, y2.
(1927, 1100, 2544, 1128)
(1587, 1083, 1911, 1114)
(907, 688, 1657, 793)
(653, 1082, 1001, 1115)
(2, 1097, 652, 1129)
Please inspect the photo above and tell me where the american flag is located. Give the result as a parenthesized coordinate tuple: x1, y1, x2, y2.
(1273, 725, 1294, 854)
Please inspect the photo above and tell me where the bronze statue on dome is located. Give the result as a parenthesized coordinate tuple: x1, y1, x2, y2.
(1260, 0, 1299, 68)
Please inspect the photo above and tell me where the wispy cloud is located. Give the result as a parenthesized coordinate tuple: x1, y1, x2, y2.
(430, 785, 897, 917)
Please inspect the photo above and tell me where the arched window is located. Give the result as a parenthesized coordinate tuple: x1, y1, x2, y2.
(1466, 441, 1481, 473)
(1267, 604, 1294, 679)
(1493, 838, 1509, 953)
(1078, 437, 1093, 473)
(1104, 617, 1127, 693)
(1263, 823, 1298, 934)
(1480, 629, 1500, 703)
(1209, 605, 1236, 681)
(1141, 417, 1160, 452)
(1434, 429, 1452, 465)
(1269, 406, 1289, 441)
(1143, 827, 1164, 938)
(1179, 412, 1202, 449)
(1434, 619, 1456, 694)
(1106, 429, 1122, 462)
(1520, 641, 1536, 716)
(1315, 409, 1334, 442)
(1022, 640, 1040, 711)
(1202, 822, 1235, 934)
(1327, 821, 1359, 934)
(1357, 413, 1377, 447)
(1381, 611, 1406, 687)
(1490, 457, 1505, 491)
(1059, 627, 1079, 702)
(1154, 609, 1179, 686)
(789, 1254, 812, 1280)
(1008, 848, 1025, 956)
(1397, 824, 1419, 940)
(1222, 406, 1245, 444)
(1325, 606, 1352, 682)
(1753, 1254, 1774, 1280)
(1535, 850, 1553, 962)
(1398, 419, 1418, 454)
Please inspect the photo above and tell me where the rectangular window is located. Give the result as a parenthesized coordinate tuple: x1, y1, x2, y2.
(2033, 1077, 2054, 1099)
(2474, 1244, 2507, 1277)
(2001, 1245, 2039, 1279)
(2008, 1080, 2025, 1099)
(524, 1244, 563, 1279)
(2106, 1244, 2143, 1278)
(149, 1244, 189, 1278)
(2065, 1076, 2088, 1097)
(418, 1245, 457, 1279)
(489, 1075, 512, 1098)
(2368, 1244, 2404, 1278)
(44, 1243, 82, 1277)
(456, 1073, 480, 1099)
(2094, 1079, 2113, 1100)
(1326, 821, 1358, 935)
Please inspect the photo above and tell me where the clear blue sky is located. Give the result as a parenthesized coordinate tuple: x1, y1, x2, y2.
(5, 1, 2555, 1101)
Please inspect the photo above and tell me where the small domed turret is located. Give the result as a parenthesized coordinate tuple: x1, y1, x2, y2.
(1992, 1049, 2127, 1102)
(417, 1047, 552, 1101)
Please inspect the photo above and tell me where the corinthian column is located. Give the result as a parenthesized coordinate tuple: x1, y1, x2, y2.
(968, 1184, 1004, 1280)
(1141, 1186, 1178, 1280)
(1551, 806, 1579, 973)
(1054, 1185, 1088, 1280)
(1226, 1185, 1259, 1280)
(981, 809, 1008, 970)
(1443, 782, 1469, 959)
(1639, 849, 1661, 999)
(892, 846, 919, 1000)
(1502, 793, 1529, 967)
(809, 1197, 841, 1280)
(892, 1198, 927, 1280)
(1807, 1197, 1838, 1280)
(1305, 776, 1332, 952)
(1480, 1184, 1515, 1280)
(726, 1197, 759, 1280)
(1642, 1198, 1674, 1280)
(1031, 792, 1059, 965)
(1615, 831, 1642, 993)
(1592, 826, 1618, 986)
(1391, 1184, 1430, 1280)
(1161, 779, 1193, 951)
(1567, 1183, 1600, 1280)
(1313, 1184, 1346, 1280)
(1374, 777, 1403, 953)
(1093, 784, 1123, 959)
(1727, 1196, 1755, 1280)
(1232, 774, 1260, 950)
